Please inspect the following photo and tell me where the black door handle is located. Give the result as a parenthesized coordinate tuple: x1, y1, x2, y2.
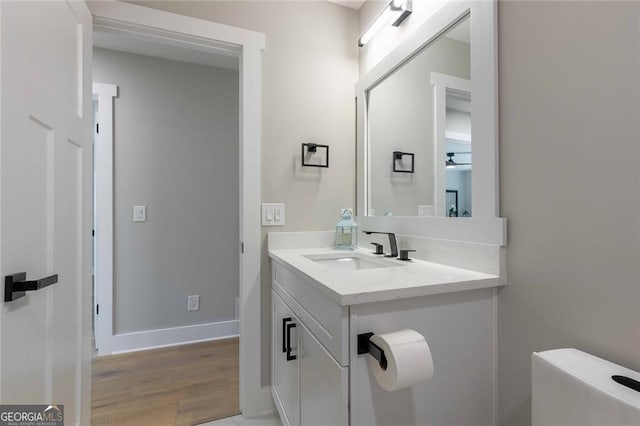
(5, 272, 58, 302)
(282, 317, 292, 353)
(286, 322, 297, 361)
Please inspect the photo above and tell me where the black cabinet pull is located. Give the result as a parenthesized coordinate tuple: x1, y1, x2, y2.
(5, 272, 58, 302)
(282, 317, 292, 353)
(286, 322, 297, 361)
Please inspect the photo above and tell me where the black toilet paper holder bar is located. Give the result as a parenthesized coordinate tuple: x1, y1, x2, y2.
(358, 332, 388, 370)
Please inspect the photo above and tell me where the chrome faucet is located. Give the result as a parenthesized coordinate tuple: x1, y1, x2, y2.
(363, 231, 398, 258)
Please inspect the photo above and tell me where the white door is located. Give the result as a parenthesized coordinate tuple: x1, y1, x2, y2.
(0, 1, 93, 424)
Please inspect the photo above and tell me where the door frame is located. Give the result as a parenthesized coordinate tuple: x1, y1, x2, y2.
(92, 82, 117, 354)
(88, 1, 269, 417)
(431, 72, 471, 217)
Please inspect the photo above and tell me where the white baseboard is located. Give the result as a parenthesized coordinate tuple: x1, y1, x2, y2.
(110, 319, 239, 354)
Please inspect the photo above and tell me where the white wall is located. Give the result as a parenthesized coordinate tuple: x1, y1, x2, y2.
(446, 109, 471, 135)
(128, 0, 360, 384)
(361, 1, 640, 425)
(93, 48, 240, 334)
(368, 36, 469, 216)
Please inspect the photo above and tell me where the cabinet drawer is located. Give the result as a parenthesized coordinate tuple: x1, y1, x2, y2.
(272, 261, 349, 366)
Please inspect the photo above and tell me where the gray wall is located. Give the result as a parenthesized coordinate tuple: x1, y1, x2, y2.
(93, 48, 240, 334)
(129, 0, 360, 385)
(498, 2, 640, 424)
(368, 36, 470, 216)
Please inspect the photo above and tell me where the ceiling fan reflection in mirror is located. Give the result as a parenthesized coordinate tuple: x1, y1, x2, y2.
(445, 152, 472, 168)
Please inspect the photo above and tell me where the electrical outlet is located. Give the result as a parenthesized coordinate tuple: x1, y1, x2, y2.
(187, 295, 200, 311)
(133, 205, 146, 222)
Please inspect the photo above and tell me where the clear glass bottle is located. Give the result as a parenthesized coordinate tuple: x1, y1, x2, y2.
(335, 208, 358, 250)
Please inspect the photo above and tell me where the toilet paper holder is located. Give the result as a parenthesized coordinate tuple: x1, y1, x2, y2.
(358, 332, 388, 370)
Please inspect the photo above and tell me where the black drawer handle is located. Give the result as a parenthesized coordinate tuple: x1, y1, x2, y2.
(286, 322, 297, 361)
(282, 317, 292, 353)
(5, 272, 58, 302)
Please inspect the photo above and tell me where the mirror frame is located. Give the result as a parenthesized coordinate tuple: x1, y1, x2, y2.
(356, 0, 499, 222)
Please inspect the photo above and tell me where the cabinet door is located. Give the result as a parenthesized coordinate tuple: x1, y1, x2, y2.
(299, 321, 349, 426)
(272, 291, 300, 426)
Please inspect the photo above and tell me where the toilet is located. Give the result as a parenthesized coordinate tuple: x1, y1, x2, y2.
(532, 348, 640, 425)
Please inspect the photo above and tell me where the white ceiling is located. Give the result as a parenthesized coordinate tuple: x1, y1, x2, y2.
(325, 0, 366, 10)
(93, 29, 239, 71)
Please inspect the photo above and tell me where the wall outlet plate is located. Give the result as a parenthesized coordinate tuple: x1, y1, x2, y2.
(133, 205, 146, 222)
(418, 205, 434, 216)
(187, 295, 200, 311)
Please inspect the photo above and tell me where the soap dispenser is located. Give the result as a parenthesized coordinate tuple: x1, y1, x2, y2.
(335, 208, 358, 250)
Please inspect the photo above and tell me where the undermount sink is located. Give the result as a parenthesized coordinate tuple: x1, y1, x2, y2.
(304, 253, 398, 271)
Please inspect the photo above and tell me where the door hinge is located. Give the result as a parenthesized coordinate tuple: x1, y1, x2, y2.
(96, 304, 99, 315)
(92, 229, 95, 237)
(96, 123, 99, 134)
(241, 242, 244, 254)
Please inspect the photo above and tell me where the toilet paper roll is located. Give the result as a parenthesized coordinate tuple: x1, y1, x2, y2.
(369, 329, 434, 391)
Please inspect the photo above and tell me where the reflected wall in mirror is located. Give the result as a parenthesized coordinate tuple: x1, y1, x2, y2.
(366, 15, 471, 217)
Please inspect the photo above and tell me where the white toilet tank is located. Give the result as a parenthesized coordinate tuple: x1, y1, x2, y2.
(532, 348, 640, 425)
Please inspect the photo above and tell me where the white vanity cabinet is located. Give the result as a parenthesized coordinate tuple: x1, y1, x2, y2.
(269, 246, 501, 426)
(271, 264, 349, 426)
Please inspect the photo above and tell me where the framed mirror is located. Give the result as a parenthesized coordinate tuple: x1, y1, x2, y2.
(356, 0, 498, 220)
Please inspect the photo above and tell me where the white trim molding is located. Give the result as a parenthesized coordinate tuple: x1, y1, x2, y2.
(89, 1, 269, 417)
(93, 82, 117, 357)
(111, 320, 239, 354)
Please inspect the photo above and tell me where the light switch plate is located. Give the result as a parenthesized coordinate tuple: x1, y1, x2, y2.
(418, 205, 434, 217)
(262, 203, 285, 226)
(133, 205, 146, 222)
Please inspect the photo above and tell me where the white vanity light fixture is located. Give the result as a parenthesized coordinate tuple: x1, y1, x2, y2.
(358, 0, 412, 47)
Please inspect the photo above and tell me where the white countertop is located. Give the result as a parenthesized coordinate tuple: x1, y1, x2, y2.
(268, 247, 504, 305)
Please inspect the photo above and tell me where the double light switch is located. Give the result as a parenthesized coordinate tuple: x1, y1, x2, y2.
(262, 203, 285, 226)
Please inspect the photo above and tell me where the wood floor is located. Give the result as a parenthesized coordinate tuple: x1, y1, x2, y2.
(91, 338, 239, 426)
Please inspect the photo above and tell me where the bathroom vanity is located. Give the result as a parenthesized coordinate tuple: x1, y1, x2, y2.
(270, 0, 505, 423)
(269, 231, 505, 426)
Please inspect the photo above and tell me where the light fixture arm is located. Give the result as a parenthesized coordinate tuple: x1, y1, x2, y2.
(390, 0, 412, 27)
(358, 0, 413, 47)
